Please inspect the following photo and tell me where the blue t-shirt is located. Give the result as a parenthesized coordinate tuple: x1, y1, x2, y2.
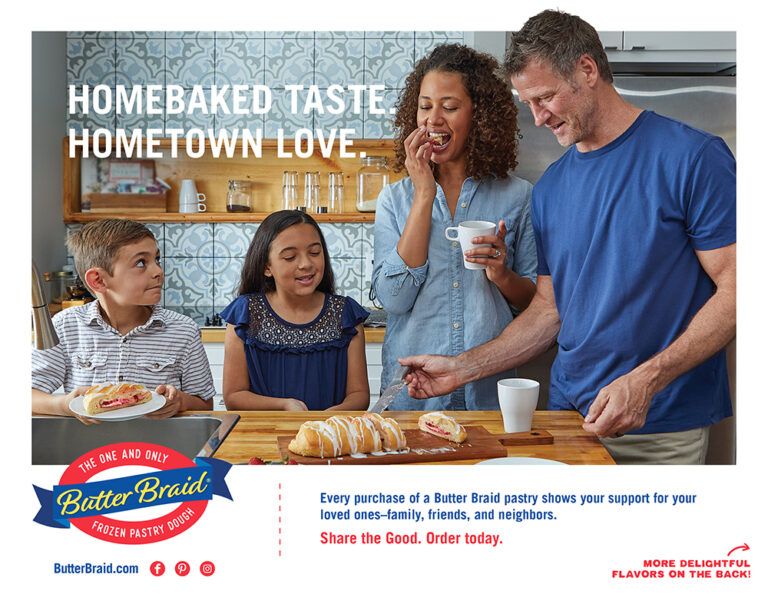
(531, 110, 735, 434)
(220, 293, 369, 410)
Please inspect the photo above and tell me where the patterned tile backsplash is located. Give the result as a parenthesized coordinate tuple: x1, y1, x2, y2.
(65, 30, 464, 324)
(66, 30, 464, 135)
(66, 222, 376, 324)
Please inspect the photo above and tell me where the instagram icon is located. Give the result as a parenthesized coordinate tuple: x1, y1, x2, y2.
(200, 561, 216, 577)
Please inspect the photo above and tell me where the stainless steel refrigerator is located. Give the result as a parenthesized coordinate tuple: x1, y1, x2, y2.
(514, 73, 736, 183)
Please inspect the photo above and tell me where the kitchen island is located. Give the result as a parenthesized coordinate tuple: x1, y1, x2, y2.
(199, 410, 615, 465)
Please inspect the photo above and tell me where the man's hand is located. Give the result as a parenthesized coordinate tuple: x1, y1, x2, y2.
(582, 370, 655, 437)
(147, 384, 183, 418)
(399, 354, 463, 399)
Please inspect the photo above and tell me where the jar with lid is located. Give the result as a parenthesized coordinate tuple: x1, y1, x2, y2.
(227, 180, 252, 213)
(356, 156, 390, 212)
(48, 270, 77, 304)
(61, 279, 94, 309)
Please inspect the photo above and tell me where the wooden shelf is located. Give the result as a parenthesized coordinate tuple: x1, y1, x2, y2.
(63, 137, 400, 224)
(63, 211, 375, 224)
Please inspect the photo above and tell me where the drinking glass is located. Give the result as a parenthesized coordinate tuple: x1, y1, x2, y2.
(282, 171, 298, 210)
(304, 171, 320, 212)
(328, 172, 344, 214)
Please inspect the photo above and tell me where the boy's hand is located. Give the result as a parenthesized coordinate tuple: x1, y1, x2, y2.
(147, 384, 183, 418)
(65, 386, 101, 425)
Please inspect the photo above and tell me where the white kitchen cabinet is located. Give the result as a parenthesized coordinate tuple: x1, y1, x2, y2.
(598, 31, 623, 50)
(622, 32, 734, 52)
(203, 341, 384, 411)
(203, 342, 226, 411)
(599, 31, 735, 63)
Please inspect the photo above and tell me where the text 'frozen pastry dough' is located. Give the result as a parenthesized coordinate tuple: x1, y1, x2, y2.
(418, 412, 467, 443)
(82, 382, 152, 415)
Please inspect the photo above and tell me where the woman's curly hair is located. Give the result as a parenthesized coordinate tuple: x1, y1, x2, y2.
(392, 44, 519, 180)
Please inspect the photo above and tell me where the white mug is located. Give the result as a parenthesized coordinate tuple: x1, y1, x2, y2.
(444, 220, 496, 269)
(497, 378, 540, 433)
(179, 179, 207, 213)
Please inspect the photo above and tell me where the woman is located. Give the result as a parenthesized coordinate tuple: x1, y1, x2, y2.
(372, 44, 537, 410)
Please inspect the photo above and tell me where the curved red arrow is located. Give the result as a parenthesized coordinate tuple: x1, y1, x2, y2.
(727, 543, 750, 556)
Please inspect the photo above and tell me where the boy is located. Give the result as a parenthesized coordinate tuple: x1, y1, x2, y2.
(32, 219, 215, 423)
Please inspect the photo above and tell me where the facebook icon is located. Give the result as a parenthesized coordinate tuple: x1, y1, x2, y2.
(150, 562, 165, 576)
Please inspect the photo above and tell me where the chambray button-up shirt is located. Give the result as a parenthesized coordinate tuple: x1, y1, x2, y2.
(372, 174, 538, 410)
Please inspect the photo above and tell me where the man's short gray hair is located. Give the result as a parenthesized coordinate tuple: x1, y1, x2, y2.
(503, 9, 613, 83)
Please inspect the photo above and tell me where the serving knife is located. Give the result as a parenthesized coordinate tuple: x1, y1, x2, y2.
(370, 365, 409, 414)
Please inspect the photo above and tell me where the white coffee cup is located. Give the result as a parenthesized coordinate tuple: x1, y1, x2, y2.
(497, 378, 540, 433)
(444, 220, 496, 269)
(179, 179, 207, 213)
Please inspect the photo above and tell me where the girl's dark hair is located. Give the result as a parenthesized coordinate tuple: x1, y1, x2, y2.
(392, 43, 519, 180)
(238, 210, 335, 295)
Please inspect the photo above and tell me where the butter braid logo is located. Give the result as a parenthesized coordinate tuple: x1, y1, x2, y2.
(33, 442, 233, 544)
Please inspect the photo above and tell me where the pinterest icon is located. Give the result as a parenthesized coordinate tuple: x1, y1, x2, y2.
(200, 561, 216, 576)
(175, 561, 190, 576)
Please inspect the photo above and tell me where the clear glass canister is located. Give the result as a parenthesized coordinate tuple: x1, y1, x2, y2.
(48, 270, 77, 304)
(356, 156, 390, 212)
(227, 180, 252, 213)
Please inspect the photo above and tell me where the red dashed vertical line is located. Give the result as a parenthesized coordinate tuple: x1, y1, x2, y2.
(278, 482, 282, 557)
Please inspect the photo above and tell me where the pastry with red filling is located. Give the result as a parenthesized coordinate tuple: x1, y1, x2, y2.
(418, 411, 467, 443)
(82, 382, 153, 415)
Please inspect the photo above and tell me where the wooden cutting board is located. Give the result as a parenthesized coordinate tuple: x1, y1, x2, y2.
(276, 426, 553, 465)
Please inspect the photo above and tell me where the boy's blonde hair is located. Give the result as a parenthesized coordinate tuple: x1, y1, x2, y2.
(66, 219, 156, 292)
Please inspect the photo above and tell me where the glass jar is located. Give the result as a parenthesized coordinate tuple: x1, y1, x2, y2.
(61, 280, 94, 309)
(48, 270, 77, 304)
(227, 180, 252, 213)
(356, 156, 390, 212)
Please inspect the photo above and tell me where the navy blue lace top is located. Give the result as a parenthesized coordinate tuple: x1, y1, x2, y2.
(220, 293, 369, 410)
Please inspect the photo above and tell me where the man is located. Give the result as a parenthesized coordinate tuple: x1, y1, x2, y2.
(401, 10, 736, 464)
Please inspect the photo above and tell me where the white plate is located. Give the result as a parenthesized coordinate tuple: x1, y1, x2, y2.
(476, 457, 567, 466)
(69, 391, 165, 421)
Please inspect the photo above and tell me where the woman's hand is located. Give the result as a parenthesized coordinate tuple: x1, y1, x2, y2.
(403, 125, 436, 202)
(465, 219, 511, 286)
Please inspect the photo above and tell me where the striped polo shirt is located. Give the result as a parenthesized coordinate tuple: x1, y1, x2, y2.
(31, 301, 215, 399)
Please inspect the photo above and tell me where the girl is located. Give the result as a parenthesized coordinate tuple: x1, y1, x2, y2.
(221, 210, 370, 411)
(372, 43, 538, 411)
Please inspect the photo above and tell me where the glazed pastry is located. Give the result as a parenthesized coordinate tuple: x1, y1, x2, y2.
(288, 421, 343, 458)
(418, 412, 467, 443)
(288, 415, 385, 458)
(363, 412, 408, 451)
(350, 416, 382, 454)
(82, 382, 152, 415)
